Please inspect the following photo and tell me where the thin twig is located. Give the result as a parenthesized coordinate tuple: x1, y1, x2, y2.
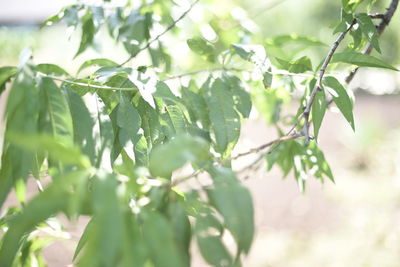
(45, 75, 137, 91)
(162, 67, 318, 81)
(120, 0, 200, 66)
(228, 133, 303, 161)
(345, 0, 399, 84)
(302, 19, 356, 145)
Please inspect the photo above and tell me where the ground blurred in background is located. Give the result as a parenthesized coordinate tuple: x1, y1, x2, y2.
(1, 0, 400, 266)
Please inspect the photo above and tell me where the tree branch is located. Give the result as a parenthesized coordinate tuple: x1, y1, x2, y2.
(345, 0, 399, 84)
(120, 0, 200, 66)
(171, 1, 399, 187)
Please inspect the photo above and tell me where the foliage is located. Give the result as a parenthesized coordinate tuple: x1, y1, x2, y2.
(0, 0, 398, 266)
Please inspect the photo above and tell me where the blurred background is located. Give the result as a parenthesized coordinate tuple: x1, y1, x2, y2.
(1, 0, 400, 266)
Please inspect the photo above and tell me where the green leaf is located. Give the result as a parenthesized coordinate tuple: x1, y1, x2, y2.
(231, 44, 268, 67)
(165, 105, 189, 134)
(168, 203, 191, 266)
(311, 79, 326, 140)
(187, 37, 215, 62)
(349, 26, 363, 49)
(73, 219, 93, 261)
(77, 58, 118, 74)
(41, 5, 79, 28)
(149, 134, 210, 177)
(137, 98, 164, 146)
(204, 78, 241, 155)
(7, 133, 91, 168)
(0, 66, 18, 94)
(40, 77, 74, 146)
(222, 74, 252, 118)
(342, 0, 365, 12)
(75, 9, 95, 57)
(196, 214, 233, 267)
(207, 167, 254, 253)
(309, 141, 334, 182)
(0, 69, 39, 208)
(323, 76, 355, 131)
(263, 71, 273, 89)
(117, 95, 141, 145)
(181, 84, 210, 129)
(63, 86, 96, 164)
(276, 56, 313, 73)
(0, 170, 88, 267)
(118, 10, 150, 54)
(36, 64, 69, 76)
(142, 212, 185, 267)
(356, 13, 381, 53)
(78, 173, 124, 267)
(331, 52, 398, 71)
(266, 34, 327, 47)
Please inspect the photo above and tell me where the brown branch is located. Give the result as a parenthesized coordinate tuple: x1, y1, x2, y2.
(228, 133, 303, 161)
(120, 0, 200, 66)
(369, 13, 385, 19)
(345, 0, 399, 84)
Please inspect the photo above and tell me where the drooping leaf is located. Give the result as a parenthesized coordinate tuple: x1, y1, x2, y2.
(137, 98, 164, 147)
(310, 79, 326, 140)
(263, 71, 273, 89)
(195, 214, 233, 267)
(331, 52, 398, 71)
(117, 95, 141, 145)
(75, 9, 95, 57)
(149, 134, 210, 177)
(0, 69, 39, 208)
(207, 167, 254, 254)
(119, 10, 150, 54)
(222, 74, 252, 118)
(168, 203, 191, 266)
(63, 86, 96, 164)
(7, 133, 91, 168)
(73, 219, 93, 261)
(323, 76, 355, 131)
(165, 105, 189, 134)
(142, 211, 185, 267)
(349, 26, 363, 49)
(203, 78, 241, 155)
(40, 77, 74, 146)
(78, 173, 124, 267)
(0, 170, 88, 267)
(356, 13, 381, 53)
(181, 84, 210, 129)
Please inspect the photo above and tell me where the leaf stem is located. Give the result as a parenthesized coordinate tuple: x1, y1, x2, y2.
(44, 75, 138, 91)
